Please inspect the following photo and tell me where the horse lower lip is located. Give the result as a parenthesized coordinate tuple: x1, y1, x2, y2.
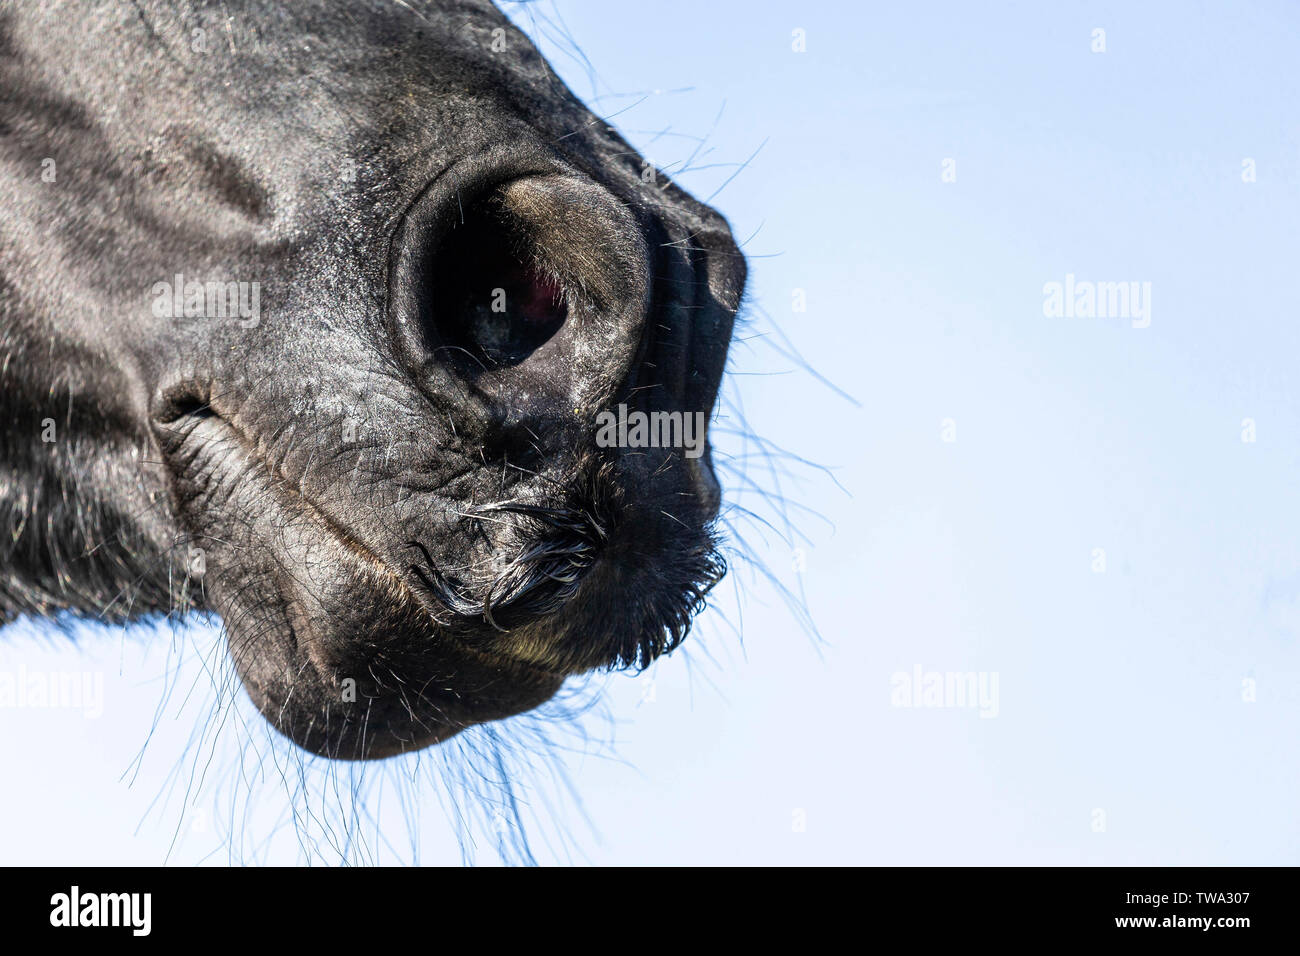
(156, 412, 572, 758)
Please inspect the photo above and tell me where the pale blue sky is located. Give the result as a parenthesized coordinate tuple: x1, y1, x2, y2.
(2, 0, 1297, 864)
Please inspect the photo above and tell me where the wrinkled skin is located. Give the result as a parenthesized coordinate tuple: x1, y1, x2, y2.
(0, 1, 744, 758)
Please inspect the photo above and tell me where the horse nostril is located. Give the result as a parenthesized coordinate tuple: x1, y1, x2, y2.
(513, 265, 566, 326)
(425, 193, 569, 369)
(391, 163, 652, 416)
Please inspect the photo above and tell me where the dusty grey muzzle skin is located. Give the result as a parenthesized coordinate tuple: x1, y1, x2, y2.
(0, 0, 745, 759)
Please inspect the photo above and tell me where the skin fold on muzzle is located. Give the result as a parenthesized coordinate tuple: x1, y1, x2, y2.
(0, 0, 746, 758)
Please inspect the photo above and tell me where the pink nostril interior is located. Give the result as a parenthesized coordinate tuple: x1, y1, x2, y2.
(514, 266, 566, 325)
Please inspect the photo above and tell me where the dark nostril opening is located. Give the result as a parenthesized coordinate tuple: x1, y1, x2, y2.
(391, 164, 652, 414)
(423, 195, 568, 371)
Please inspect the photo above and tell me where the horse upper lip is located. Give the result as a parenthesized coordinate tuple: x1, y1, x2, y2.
(154, 406, 424, 619)
(405, 495, 609, 633)
(154, 405, 595, 666)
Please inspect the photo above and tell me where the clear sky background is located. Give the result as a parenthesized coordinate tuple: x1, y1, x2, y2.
(2, 0, 1298, 865)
